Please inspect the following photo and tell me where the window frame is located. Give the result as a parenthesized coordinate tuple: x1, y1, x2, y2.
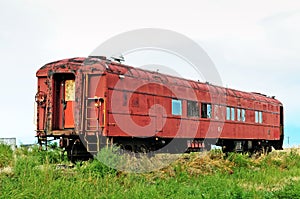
(255, 111, 259, 123)
(201, 103, 212, 119)
(237, 108, 246, 122)
(231, 107, 235, 121)
(241, 109, 246, 122)
(259, 111, 263, 123)
(171, 99, 182, 116)
(187, 100, 199, 117)
(226, 106, 235, 121)
(237, 108, 241, 121)
(226, 107, 231, 120)
(255, 110, 263, 123)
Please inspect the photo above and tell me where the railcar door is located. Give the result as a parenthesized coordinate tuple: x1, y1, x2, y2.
(53, 73, 75, 129)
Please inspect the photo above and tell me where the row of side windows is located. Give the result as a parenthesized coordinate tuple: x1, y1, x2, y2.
(171, 99, 262, 123)
(187, 101, 212, 118)
(226, 107, 246, 122)
(172, 99, 212, 118)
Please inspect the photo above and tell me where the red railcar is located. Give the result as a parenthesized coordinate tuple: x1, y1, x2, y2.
(35, 57, 284, 159)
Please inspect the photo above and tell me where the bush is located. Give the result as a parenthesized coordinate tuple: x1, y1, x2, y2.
(282, 149, 300, 169)
(226, 153, 252, 168)
(76, 147, 119, 177)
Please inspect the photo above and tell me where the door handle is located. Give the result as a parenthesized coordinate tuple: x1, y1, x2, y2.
(61, 99, 67, 110)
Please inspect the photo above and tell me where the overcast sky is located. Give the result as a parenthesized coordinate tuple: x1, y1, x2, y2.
(0, 0, 299, 146)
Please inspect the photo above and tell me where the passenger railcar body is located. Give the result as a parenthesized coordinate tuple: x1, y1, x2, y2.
(35, 57, 284, 159)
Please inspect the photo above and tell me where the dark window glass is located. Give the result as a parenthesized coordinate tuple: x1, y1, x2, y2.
(187, 101, 199, 117)
(201, 103, 212, 118)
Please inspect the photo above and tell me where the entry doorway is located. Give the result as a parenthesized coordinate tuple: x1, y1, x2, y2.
(53, 73, 75, 129)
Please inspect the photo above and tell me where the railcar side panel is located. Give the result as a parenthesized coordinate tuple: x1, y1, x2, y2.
(35, 57, 284, 157)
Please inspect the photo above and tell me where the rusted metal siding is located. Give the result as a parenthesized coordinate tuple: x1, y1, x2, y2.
(101, 60, 282, 141)
(35, 58, 85, 137)
(35, 57, 283, 145)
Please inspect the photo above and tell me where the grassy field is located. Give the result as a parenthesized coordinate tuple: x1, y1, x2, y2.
(1, 144, 300, 199)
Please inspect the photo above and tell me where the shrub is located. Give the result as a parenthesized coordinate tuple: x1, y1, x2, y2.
(227, 153, 252, 168)
(76, 147, 119, 177)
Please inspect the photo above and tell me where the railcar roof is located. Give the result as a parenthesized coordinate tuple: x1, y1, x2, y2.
(37, 57, 282, 105)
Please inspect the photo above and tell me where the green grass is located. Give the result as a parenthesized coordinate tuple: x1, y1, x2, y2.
(0, 144, 13, 168)
(1, 145, 300, 199)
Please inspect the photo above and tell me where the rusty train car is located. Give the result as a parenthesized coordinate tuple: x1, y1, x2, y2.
(35, 56, 284, 159)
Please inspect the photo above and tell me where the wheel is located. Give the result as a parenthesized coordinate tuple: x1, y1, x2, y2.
(263, 145, 272, 154)
(67, 140, 92, 162)
(222, 141, 235, 153)
(139, 144, 148, 154)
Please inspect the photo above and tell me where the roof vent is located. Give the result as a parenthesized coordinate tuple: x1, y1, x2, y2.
(111, 54, 125, 63)
(88, 56, 106, 60)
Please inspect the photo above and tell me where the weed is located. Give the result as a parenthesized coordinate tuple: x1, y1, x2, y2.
(0, 143, 13, 168)
(226, 152, 252, 168)
(1, 147, 300, 198)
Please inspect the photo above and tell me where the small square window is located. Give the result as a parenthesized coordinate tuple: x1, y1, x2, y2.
(172, 99, 182, 115)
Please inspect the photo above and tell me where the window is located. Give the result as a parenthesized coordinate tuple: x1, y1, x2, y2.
(65, 80, 75, 101)
(231, 107, 235, 120)
(255, 111, 263, 123)
(241, 109, 246, 122)
(187, 100, 199, 117)
(255, 111, 259, 123)
(226, 107, 231, 120)
(226, 106, 235, 121)
(237, 108, 246, 122)
(201, 103, 211, 118)
(259, 111, 263, 123)
(237, 108, 241, 121)
(172, 99, 182, 115)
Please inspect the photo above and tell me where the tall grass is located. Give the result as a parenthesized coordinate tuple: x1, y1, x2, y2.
(0, 144, 13, 168)
(1, 145, 300, 198)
